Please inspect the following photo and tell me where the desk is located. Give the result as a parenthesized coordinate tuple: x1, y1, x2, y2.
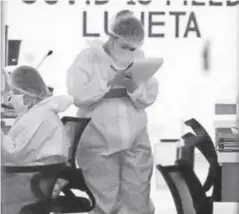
(217, 133, 239, 202)
(218, 151, 239, 202)
(213, 202, 239, 214)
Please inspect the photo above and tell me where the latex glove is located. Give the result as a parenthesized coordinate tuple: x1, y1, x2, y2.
(52, 178, 69, 198)
(118, 73, 138, 93)
(109, 72, 138, 93)
(107, 71, 124, 87)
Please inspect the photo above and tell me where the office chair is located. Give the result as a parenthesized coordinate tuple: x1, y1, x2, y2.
(183, 118, 221, 201)
(2, 116, 95, 214)
(157, 164, 213, 214)
(50, 116, 95, 213)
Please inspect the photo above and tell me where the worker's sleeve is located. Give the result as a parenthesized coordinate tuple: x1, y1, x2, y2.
(67, 49, 110, 108)
(1, 118, 57, 157)
(1, 120, 45, 156)
(128, 77, 159, 109)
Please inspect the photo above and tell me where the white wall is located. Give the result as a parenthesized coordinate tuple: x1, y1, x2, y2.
(5, 0, 239, 141)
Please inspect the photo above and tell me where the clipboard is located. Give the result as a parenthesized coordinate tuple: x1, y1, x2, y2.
(126, 58, 163, 83)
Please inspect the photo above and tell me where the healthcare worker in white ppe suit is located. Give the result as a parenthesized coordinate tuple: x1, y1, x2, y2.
(1, 66, 73, 214)
(67, 10, 158, 214)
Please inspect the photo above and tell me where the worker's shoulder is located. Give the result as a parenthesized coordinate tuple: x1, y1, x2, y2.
(28, 103, 58, 121)
(74, 48, 94, 61)
(74, 40, 106, 62)
(27, 107, 47, 119)
(30, 108, 61, 131)
(12, 108, 52, 132)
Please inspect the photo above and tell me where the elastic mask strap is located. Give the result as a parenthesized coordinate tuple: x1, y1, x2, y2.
(12, 87, 38, 98)
(11, 86, 50, 100)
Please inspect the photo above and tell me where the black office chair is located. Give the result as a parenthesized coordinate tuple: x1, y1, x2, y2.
(184, 118, 218, 167)
(2, 116, 95, 214)
(182, 118, 221, 201)
(157, 164, 213, 214)
(49, 116, 96, 213)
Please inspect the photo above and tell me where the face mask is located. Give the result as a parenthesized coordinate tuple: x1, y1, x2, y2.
(111, 40, 134, 67)
(10, 94, 28, 114)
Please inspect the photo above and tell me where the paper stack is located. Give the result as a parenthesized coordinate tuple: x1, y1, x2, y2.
(218, 133, 239, 152)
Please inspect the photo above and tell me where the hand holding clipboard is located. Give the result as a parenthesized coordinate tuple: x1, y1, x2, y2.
(108, 57, 164, 88)
(105, 57, 163, 97)
(126, 57, 164, 83)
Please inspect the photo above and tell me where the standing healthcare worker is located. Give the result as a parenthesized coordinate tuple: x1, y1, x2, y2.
(1, 66, 73, 214)
(67, 11, 158, 214)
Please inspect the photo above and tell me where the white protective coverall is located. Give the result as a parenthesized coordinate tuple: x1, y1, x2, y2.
(1, 95, 73, 214)
(67, 40, 158, 214)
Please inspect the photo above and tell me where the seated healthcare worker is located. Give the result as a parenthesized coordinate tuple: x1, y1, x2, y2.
(1, 66, 73, 214)
(67, 11, 158, 214)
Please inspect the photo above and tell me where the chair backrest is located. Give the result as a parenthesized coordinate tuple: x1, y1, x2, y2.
(184, 118, 218, 165)
(177, 132, 196, 167)
(157, 164, 212, 214)
(61, 116, 91, 168)
(184, 118, 221, 201)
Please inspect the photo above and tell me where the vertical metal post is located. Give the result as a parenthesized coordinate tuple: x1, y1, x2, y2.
(237, 6, 239, 128)
(1, 1, 6, 71)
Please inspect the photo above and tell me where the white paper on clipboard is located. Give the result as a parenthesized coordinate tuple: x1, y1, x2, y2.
(126, 58, 164, 83)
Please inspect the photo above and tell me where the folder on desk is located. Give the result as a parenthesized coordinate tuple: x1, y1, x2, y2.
(219, 134, 239, 142)
(218, 134, 239, 152)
